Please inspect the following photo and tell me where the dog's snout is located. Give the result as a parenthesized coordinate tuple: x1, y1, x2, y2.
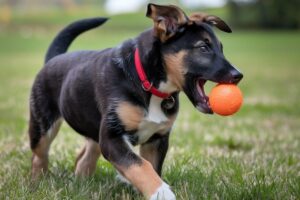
(230, 70, 243, 84)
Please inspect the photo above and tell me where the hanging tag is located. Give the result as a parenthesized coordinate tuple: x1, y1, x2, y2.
(162, 96, 175, 110)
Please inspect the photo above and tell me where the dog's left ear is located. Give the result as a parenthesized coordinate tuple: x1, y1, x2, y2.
(146, 3, 188, 42)
(189, 13, 232, 33)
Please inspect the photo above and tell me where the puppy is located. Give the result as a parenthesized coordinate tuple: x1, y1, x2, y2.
(29, 4, 243, 200)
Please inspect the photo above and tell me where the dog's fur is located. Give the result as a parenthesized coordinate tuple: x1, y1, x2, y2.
(29, 4, 243, 199)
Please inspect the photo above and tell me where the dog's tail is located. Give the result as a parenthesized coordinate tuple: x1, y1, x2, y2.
(45, 17, 108, 63)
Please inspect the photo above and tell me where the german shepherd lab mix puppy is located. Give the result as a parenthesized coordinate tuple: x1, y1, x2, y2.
(29, 3, 243, 200)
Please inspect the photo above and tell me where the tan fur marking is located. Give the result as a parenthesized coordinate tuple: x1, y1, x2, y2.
(140, 144, 159, 171)
(148, 4, 157, 19)
(118, 159, 162, 198)
(176, 8, 189, 25)
(188, 13, 232, 33)
(75, 145, 86, 167)
(75, 139, 101, 176)
(166, 113, 177, 130)
(156, 22, 168, 41)
(117, 102, 144, 131)
(164, 50, 188, 90)
(31, 119, 62, 180)
(31, 136, 50, 179)
(189, 12, 208, 24)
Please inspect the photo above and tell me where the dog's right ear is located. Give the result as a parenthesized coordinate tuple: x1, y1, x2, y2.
(146, 3, 188, 42)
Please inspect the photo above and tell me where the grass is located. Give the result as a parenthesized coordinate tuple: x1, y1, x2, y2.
(0, 8, 300, 200)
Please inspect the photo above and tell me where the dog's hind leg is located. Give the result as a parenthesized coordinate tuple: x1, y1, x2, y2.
(75, 138, 101, 176)
(29, 110, 62, 180)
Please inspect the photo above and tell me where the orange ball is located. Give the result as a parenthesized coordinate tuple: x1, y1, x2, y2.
(209, 84, 243, 116)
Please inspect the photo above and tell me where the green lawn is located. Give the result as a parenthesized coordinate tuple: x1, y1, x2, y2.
(0, 9, 299, 200)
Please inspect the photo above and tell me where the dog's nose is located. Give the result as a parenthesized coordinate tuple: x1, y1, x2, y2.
(230, 70, 243, 84)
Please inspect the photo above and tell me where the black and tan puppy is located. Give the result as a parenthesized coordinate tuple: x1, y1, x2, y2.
(29, 4, 243, 200)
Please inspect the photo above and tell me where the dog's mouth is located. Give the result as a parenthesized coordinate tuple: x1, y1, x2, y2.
(195, 79, 213, 114)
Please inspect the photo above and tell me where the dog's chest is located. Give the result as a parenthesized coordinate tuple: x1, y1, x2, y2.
(135, 96, 173, 144)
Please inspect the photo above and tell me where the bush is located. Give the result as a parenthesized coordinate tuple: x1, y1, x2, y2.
(228, 0, 300, 29)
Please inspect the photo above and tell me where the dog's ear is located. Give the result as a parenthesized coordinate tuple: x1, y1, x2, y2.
(189, 13, 232, 33)
(146, 3, 188, 42)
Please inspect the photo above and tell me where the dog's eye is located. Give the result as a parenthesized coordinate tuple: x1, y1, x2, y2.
(200, 45, 209, 53)
(193, 41, 210, 53)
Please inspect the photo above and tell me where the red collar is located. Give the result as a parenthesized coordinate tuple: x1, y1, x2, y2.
(134, 48, 171, 99)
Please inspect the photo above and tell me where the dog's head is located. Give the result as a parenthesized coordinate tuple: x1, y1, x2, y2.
(147, 4, 243, 114)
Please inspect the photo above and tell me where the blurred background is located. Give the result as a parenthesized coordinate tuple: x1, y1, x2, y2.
(0, 0, 299, 199)
(1, 0, 300, 29)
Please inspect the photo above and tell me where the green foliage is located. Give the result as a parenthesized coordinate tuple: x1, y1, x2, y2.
(228, 0, 300, 29)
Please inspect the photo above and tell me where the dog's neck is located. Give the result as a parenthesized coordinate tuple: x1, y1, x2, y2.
(135, 30, 179, 94)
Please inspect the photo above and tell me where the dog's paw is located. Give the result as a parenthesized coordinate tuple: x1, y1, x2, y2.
(149, 182, 176, 200)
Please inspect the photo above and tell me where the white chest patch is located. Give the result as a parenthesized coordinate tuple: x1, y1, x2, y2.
(148, 96, 168, 123)
(136, 96, 172, 144)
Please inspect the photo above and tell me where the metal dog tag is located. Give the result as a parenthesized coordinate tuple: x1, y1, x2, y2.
(162, 96, 175, 110)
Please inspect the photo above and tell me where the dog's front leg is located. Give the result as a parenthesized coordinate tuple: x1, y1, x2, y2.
(140, 133, 170, 176)
(100, 122, 175, 200)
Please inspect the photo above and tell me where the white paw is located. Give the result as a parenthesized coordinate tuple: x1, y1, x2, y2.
(150, 182, 176, 200)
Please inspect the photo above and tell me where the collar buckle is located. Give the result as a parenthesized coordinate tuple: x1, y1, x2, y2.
(141, 81, 153, 91)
